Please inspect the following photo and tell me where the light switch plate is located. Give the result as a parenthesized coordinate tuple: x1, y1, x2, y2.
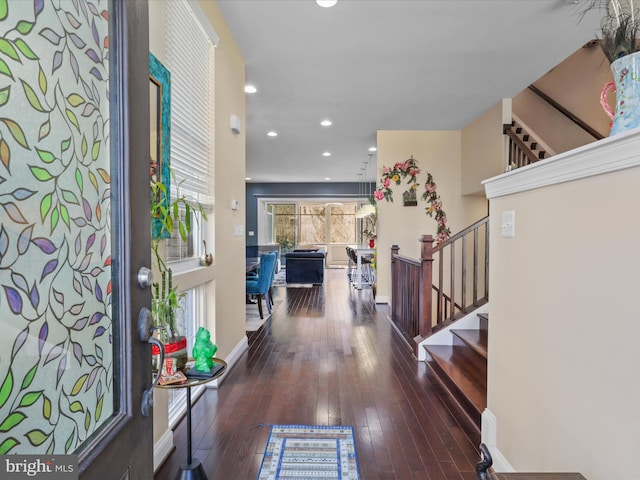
(501, 211, 515, 238)
(234, 224, 244, 236)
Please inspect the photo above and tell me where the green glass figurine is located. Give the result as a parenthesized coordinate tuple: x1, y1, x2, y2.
(192, 327, 217, 372)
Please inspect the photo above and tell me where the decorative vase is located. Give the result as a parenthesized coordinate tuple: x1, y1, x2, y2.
(607, 52, 640, 136)
(369, 238, 375, 248)
(152, 298, 188, 371)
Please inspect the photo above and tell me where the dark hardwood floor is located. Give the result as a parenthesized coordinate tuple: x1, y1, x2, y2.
(154, 268, 481, 480)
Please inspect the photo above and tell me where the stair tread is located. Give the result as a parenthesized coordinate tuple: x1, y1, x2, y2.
(495, 475, 586, 480)
(425, 344, 487, 415)
(451, 329, 487, 359)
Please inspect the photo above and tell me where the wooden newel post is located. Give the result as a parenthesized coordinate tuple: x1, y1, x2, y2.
(390, 245, 399, 321)
(416, 235, 434, 349)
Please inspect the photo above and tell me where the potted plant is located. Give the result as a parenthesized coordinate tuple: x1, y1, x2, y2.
(580, 0, 640, 134)
(150, 163, 207, 371)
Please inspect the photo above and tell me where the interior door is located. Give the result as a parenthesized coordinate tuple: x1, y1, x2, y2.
(0, 1, 153, 478)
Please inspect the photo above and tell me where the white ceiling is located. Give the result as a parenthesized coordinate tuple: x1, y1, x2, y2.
(216, 0, 601, 183)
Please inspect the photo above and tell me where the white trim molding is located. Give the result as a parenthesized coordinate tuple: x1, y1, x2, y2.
(481, 409, 514, 473)
(153, 429, 174, 473)
(483, 128, 640, 199)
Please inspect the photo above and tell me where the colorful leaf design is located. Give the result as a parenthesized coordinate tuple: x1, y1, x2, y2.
(29, 284, 39, 309)
(0, 370, 13, 409)
(36, 147, 55, 163)
(40, 259, 58, 281)
(0, 437, 20, 455)
(69, 401, 83, 413)
(2, 202, 28, 223)
(32, 237, 56, 254)
(38, 65, 46, 94)
(0, 412, 26, 432)
(61, 189, 79, 204)
(17, 224, 34, 254)
(20, 79, 45, 111)
(38, 119, 50, 140)
(14, 39, 39, 60)
(39, 28, 61, 46)
(1, 0, 114, 455)
(0, 85, 9, 106)
(0, 138, 9, 170)
(39, 193, 52, 220)
(3, 286, 22, 314)
(71, 374, 87, 396)
(21, 365, 37, 389)
(0, 39, 20, 61)
(42, 396, 51, 419)
(16, 21, 35, 35)
(64, 430, 74, 453)
(38, 322, 48, 355)
(26, 429, 49, 446)
(0, 58, 13, 79)
(65, 109, 79, 131)
(0, 118, 29, 148)
(44, 341, 64, 365)
(11, 327, 28, 360)
(19, 391, 42, 407)
(95, 394, 103, 421)
(0, 225, 8, 258)
(10, 188, 35, 200)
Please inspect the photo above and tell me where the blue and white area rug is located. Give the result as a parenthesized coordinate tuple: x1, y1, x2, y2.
(257, 424, 360, 480)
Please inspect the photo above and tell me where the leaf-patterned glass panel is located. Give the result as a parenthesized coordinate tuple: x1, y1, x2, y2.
(0, 0, 113, 455)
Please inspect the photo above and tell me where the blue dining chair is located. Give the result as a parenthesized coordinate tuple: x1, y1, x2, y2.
(246, 252, 278, 319)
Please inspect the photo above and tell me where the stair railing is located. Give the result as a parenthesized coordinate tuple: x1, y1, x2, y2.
(503, 122, 547, 170)
(390, 216, 489, 355)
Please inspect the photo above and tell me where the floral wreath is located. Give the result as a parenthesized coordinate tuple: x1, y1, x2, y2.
(374, 156, 451, 244)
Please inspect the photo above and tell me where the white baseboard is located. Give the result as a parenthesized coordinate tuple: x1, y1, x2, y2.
(206, 335, 248, 388)
(376, 295, 390, 304)
(481, 408, 514, 473)
(153, 428, 174, 473)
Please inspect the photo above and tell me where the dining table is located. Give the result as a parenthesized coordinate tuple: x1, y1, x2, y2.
(246, 257, 259, 273)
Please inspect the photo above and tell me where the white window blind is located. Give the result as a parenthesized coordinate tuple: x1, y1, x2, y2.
(165, 0, 215, 209)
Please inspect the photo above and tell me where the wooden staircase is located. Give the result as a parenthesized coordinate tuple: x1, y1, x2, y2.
(504, 121, 551, 170)
(424, 312, 488, 431)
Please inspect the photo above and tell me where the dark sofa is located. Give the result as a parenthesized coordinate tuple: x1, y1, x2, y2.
(285, 250, 325, 284)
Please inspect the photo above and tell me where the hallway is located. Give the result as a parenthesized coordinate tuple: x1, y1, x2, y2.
(154, 269, 481, 480)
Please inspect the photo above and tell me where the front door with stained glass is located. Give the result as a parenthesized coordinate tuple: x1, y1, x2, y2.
(0, 1, 153, 478)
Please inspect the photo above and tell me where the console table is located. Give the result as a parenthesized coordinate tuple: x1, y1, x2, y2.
(158, 358, 227, 480)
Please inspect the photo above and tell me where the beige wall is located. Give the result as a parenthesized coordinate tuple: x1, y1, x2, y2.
(198, 0, 247, 360)
(375, 131, 487, 301)
(461, 101, 507, 195)
(487, 157, 640, 479)
(514, 45, 613, 154)
(148, 0, 246, 446)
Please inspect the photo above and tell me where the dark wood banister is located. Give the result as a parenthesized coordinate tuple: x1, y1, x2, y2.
(390, 216, 489, 356)
(528, 85, 604, 140)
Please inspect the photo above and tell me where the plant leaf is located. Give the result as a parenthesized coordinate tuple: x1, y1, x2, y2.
(0, 370, 13, 409)
(0, 118, 28, 148)
(0, 412, 25, 432)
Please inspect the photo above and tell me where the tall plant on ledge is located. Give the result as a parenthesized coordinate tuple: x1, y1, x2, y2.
(150, 163, 207, 368)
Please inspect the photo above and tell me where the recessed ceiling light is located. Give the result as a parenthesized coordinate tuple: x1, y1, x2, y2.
(267, 131, 278, 137)
(244, 84, 257, 94)
(320, 119, 332, 127)
(316, 0, 337, 7)
(368, 146, 377, 152)
(245, 177, 252, 181)
(322, 152, 331, 157)
(324, 177, 331, 181)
